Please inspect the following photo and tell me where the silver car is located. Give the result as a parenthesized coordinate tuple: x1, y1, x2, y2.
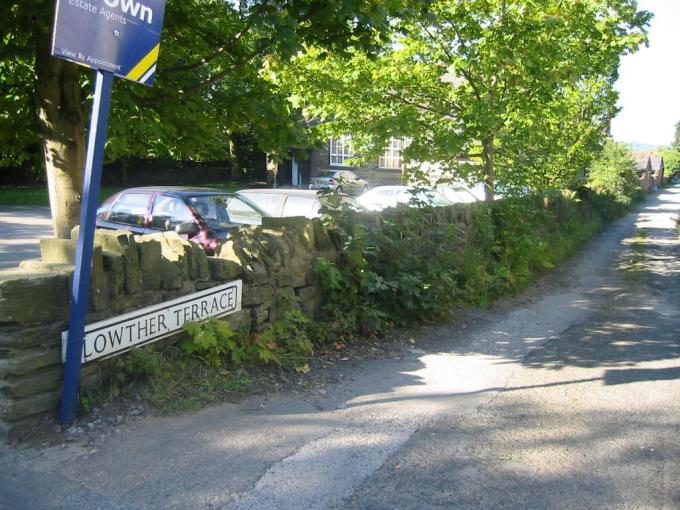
(237, 188, 364, 219)
(356, 186, 455, 211)
(308, 170, 368, 195)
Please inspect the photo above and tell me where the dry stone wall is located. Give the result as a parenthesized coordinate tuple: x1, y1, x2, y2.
(0, 216, 337, 442)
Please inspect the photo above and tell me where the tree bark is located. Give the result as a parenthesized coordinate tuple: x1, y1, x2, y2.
(228, 131, 241, 180)
(482, 135, 495, 202)
(34, 27, 86, 239)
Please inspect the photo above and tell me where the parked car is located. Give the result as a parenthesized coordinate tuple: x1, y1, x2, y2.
(438, 183, 485, 203)
(236, 188, 364, 219)
(356, 186, 455, 211)
(96, 186, 267, 254)
(308, 170, 368, 195)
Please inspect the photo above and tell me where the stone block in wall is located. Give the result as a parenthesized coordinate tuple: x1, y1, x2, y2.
(296, 285, 322, 317)
(154, 232, 193, 276)
(0, 347, 61, 378)
(0, 389, 61, 422)
(0, 270, 69, 326)
(243, 262, 269, 286)
(93, 230, 141, 294)
(103, 250, 125, 298)
(305, 267, 320, 286)
(160, 260, 185, 290)
(139, 233, 195, 290)
(243, 284, 274, 308)
(135, 236, 162, 290)
(29, 244, 106, 312)
(90, 247, 108, 312)
(108, 293, 144, 314)
(262, 217, 316, 254)
(19, 261, 74, 276)
(261, 229, 293, 259)
(249, 305, 270, 327)
(217, 239, 245, 265)
(40, 238, 76, 264)
(207, 257, 243, 281)
(222, 309, 252, 333)
(312, 220, 335, 251)
(276, 262, 309, 288)
(0, 323, 64, 350)
(191, 243, 210, 280)
(269, 287, 300, 323)
(0, 366, 62, 399)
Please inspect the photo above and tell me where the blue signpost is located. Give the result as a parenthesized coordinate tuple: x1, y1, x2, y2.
(52, 0, 167, 422)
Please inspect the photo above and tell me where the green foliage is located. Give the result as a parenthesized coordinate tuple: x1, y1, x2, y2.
(1, 0, 422, 167)
(279, 0, 650, 194)
(83, 309, 316, 415)
(316, 190, 632, 333)
(673, 121, 680, 152)
(256, 310, 314, 369)
(82, 346, 253, 414)
(660, 149, 680, 179)
(182, 318, 242, 367)
(181, 311, 313, 369)
(587, 140, 640, 205)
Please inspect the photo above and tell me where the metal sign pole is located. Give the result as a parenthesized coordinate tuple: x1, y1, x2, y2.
(60, 70, 114, 423)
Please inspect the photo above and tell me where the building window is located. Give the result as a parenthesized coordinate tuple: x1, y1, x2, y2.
(329, 135, 354, 166)
(379, 138, 407, 169)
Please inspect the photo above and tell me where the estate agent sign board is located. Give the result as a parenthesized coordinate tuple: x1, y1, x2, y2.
(52, 0, 167, 85)
(52, 0, 168, 421)
(62, 281, 243, 364)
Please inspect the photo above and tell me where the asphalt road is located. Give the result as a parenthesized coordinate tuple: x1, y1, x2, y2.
(0, 206, 53, 269)
(1, 187, 679, 509)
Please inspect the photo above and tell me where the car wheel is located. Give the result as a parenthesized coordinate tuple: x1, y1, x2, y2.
(336, 186, 344, 194)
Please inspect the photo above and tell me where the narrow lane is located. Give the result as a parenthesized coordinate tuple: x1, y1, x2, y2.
(0, 206, 53, 269)
(343, 186, 680, 509)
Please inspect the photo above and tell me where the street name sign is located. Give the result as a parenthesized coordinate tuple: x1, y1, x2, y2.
(52, 0, 167, 85)
(62, 281, 243, 364)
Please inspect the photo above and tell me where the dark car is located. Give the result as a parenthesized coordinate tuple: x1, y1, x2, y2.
(96, 186, 267, 254)
(236, 188, 364, 218)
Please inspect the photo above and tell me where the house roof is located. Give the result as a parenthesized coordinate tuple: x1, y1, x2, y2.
(635, 156, 651, 171)
(650, 156, 664, 171)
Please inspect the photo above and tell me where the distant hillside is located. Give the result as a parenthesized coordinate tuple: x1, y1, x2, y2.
(627, 142, 667, 152)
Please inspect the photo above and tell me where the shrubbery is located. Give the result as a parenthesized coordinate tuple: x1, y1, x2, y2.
(315, 188, 637, 334)
(587, 140, 641, 205)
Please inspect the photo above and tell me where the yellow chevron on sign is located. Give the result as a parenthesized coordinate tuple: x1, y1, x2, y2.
(126, 44, 160, 82)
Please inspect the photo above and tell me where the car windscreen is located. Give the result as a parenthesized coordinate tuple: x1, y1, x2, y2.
(185, 194, 263, 228)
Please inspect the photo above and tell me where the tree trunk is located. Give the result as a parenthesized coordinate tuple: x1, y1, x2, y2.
(34, 28, 86, 239)
(228, 131, 241, 180)
(482, 135, 495, 202)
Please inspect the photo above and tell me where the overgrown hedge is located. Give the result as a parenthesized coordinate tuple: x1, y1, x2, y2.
(315, 187, 637, 334)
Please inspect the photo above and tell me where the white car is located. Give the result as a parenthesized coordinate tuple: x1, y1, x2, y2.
(237, 188, 363, 219)
(356, 186, 454, 212)
(438, 183, 485, 203)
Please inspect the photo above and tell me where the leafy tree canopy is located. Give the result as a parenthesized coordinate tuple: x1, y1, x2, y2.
(1, 0, 429, 167)
(277, 0, 650, 198)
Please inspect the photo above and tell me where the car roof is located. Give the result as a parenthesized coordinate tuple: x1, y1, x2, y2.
(238, 188, 321, 196)
(238, 188, 356, 198)
(119, 186, 235, 196)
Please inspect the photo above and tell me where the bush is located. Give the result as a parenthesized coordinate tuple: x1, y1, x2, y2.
(316, 188, 633, 333)
(586, 140, 640, 205)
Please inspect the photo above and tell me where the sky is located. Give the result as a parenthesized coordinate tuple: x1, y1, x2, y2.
(610, 0, 680, 147)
